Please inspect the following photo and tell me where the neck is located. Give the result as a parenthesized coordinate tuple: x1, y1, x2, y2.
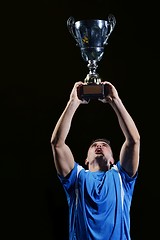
(88, 161, 109, 172)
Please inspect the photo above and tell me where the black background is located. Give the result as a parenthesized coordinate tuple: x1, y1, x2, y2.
(1, 0, 159, 239)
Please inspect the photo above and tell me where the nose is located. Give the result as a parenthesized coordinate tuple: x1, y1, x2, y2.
(96, 144, 102, 148)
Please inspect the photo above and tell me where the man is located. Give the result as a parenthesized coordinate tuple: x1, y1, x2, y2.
(50, 81, 140, 240)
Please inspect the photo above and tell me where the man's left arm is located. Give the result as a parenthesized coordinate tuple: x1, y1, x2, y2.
(99, 81, 140, 177)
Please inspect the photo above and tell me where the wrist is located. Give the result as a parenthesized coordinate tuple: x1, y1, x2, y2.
(68, 98, 80, 108)
(110, 96, 123, 108)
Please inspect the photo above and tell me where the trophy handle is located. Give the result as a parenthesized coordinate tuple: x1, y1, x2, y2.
(67, 16, 79, 46)
(104, 14, 116, 45)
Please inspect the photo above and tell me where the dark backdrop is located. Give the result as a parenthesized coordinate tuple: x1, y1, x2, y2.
(1, 0, 159, 239)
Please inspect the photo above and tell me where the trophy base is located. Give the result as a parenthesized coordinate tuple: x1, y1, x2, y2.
(77, 83, 108, 101)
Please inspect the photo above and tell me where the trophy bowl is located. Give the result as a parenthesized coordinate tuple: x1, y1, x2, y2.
(67, 15, 116, 100)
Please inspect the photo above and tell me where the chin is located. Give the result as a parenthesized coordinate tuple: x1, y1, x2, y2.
(95, 155, 105, 162)
(95, 154, 103, 158)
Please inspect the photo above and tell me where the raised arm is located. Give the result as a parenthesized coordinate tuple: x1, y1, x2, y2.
(99, 81, 140, 177)
(50, 81, 88, 177)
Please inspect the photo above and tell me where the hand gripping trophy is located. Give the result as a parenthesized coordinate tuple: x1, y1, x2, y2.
(67, 15, 116, 101)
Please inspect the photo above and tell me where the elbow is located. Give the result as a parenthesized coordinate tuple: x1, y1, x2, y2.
(50, 135, 64, 148)
(50, 134, 55, 145)
(50, 134, 58, 146)
(132, 134, 140, 147)
(127, 132, 140, 146)
(135, 132, 140, 144)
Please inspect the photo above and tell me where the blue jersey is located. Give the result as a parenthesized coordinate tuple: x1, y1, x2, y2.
(58, 161, 137, 240)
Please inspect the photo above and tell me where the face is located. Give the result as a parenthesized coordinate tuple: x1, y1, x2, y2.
(85, 141, 114, 170)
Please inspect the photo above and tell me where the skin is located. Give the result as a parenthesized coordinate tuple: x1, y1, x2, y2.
(50, 81, 140, 177)
(85, 141, 114, 172)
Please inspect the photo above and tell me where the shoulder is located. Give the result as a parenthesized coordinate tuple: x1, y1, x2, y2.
(115, 161, 138, 183)
(58, 162, 85, 181)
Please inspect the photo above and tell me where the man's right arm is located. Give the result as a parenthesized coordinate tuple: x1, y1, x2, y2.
(50, 81, 87, 177)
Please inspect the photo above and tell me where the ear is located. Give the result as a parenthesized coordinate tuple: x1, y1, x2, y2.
(85, 158, 89, 165)
(109, 157, 114, 165)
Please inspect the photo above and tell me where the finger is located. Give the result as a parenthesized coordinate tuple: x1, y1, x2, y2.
(98, 98, 107, 103)
(75, 81, 84, 86)
(81, 98, 90, 104)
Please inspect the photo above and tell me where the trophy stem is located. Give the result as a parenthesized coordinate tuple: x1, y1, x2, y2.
(84, 60, 101, 84)
(88, 60, 97, 75)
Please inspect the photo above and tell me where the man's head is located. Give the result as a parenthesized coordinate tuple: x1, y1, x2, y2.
(85, 138, 114, 172)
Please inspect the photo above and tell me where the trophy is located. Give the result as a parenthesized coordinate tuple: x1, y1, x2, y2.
(67, 15, 116, 100)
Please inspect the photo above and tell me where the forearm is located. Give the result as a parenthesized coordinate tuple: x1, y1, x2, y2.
(51, 99, 80, 146)
(110, 97, 140, 142)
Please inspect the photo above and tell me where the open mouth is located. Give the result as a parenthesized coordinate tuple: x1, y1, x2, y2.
(95, 149, 103, 154)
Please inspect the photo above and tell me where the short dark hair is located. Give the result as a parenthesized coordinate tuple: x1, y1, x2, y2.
(90, 138, 111, 146)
